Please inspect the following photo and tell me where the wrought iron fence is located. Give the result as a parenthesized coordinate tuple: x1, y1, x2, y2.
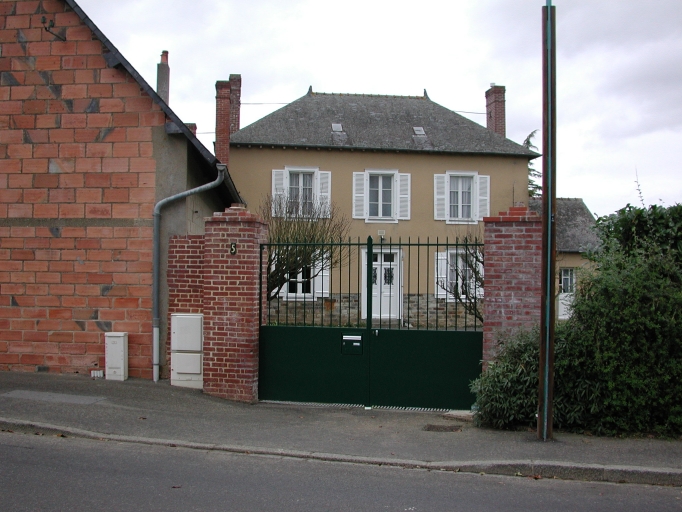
(259, 237, 484, 331)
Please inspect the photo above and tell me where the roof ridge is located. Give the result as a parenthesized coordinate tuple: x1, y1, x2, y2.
(310, 91, 427, 100)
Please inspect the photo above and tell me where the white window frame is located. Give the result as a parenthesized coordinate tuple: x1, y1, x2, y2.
(435, 249, 484, 302)
(353, 169, 410, 223)
(434, 171, 490, 224)
(281, 260, 330, 301)
(272, 166, 331, 218)
(557, 267, 577, 320)
(559, 267, 576, 294)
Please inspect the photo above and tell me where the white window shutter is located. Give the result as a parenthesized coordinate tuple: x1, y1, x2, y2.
(318, 171, 331, 218)
(397, 173, 410, 220)
(435, 251, 448, 299)
(434, 174, 447, 220)
(313, 263, 330, 298)
(272, 169, 287, 216)
(477, 175, 490, 220)
(476, 259, 484, 298)
(353, 172, 366, 219)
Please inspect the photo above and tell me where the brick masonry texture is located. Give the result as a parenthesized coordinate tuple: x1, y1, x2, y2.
(0, 0, 166, 377)
(165, 205, 541, 400)
(167, 206, 268, 403)
(482, 206, 542, 364)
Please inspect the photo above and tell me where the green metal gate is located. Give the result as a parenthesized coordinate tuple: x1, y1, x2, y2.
(259, 238, 483, 409)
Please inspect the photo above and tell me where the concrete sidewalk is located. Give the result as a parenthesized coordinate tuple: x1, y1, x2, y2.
(1, 372, 680, 486)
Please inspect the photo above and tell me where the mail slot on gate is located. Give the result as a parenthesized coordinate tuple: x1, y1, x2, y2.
(342, 334, 363, 355)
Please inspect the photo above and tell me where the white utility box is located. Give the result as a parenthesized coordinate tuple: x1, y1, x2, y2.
(105, 332, 128, 381)
(170, 314, 203, 389)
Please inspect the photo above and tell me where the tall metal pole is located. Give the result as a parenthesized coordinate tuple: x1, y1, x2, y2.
(538, 2, 557, 441)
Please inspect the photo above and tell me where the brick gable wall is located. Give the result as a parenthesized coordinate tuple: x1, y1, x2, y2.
(0, 0, 168, 377)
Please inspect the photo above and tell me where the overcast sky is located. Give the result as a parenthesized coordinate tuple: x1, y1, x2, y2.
(77, 0, 681, 218)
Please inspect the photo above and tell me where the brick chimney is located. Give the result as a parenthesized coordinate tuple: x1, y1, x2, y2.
(215, 74, 242, 165)
(157, 50, 170, 104)
(485, 83, 506, 137)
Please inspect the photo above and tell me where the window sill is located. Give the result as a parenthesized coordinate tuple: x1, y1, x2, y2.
(445, 218, 479, 225)
(365, 218, 399, 224)
(280, 293, 330, 302)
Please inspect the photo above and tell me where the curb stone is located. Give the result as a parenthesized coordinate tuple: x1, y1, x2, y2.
(1, 417, 681, 487)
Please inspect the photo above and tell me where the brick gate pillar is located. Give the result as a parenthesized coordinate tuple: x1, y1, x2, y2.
(483, 206, 542, 365)
(202, 205, 268, 402)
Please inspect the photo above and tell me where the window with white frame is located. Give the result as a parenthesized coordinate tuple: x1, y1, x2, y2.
(435, 249, 484, 301)
(353, 170, 410, 222)
(281, 261, 330, 301)
(272, 167, 331, 217)
(434, 171, 489, 224)
(287, 266, 312, 295)
(558, 267, 576, 320)
(559, 268, 576, 294)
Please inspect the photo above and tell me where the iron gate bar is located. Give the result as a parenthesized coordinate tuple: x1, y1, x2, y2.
(260, 238, 483, 331)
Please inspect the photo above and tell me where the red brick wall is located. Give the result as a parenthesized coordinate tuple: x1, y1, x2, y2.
(0, 0, 167, 377)
(166, 234, 204, 360)
(166, 206, 267, 402)
(482, 206, 542, 363)
(202, 206, 266, 402)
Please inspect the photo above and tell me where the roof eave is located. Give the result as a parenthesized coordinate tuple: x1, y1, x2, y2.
(231, 142, 538, 159)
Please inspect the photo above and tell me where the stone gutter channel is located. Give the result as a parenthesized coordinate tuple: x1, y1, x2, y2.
(1, 417, 681, 487)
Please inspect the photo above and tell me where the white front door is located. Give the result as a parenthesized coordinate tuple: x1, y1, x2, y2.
(361, 249, 402, 319)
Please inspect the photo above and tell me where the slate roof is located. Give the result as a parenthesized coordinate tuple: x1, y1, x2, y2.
(529, 198, 600, 253)
(66, 0, 242, 203)
(231, 89, 538, 158)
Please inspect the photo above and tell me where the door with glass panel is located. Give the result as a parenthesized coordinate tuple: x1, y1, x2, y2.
(361, 249, 402, 319)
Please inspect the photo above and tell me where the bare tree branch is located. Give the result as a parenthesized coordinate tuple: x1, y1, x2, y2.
(259, 194, 352, 301)
(436, 233, 484, 323)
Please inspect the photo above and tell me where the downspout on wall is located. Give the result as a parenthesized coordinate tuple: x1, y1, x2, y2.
(152, 165, 226, 382)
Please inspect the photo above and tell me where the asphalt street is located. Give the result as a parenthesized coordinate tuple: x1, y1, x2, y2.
(2, 432, 681, 512)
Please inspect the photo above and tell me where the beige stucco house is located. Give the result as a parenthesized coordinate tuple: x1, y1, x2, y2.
(216, 81, 538, 323)
(221, 84, 536, 239)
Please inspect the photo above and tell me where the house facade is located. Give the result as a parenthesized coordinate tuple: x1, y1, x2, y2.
(0, 0, 240, 377)
(219, 82, 538, 323)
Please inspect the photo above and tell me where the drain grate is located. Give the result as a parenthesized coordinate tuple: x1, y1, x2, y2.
(423, 424, 463, 432)
(374, 405, 450, 413)
(261, 400, 363, 408)
(261, 401, 450, 413)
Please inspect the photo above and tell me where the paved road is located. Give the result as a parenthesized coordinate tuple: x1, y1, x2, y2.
(1, 431, 680, 512)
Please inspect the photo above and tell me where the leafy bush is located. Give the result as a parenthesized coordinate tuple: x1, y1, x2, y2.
(570, 246, 682, 435)
(470, 323, 602, 432)
(472, 204, 682, 436)
(596, 203, 682, 260)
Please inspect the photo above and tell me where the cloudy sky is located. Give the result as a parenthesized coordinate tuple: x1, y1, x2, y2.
(77, 0, 681, 218)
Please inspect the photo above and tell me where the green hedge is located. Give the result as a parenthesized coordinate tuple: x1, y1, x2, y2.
(471, 245, 682, 436)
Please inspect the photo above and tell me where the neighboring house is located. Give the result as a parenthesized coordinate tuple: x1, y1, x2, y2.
(529, 198, 599, 319)
(219, 81, 538, 321)
(0, 0, 241, 377)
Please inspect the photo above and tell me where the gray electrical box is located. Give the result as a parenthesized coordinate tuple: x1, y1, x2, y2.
(105, 332, 128, 381)
(170, 314, 203, 389)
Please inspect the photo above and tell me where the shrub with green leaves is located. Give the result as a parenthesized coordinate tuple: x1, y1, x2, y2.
(570, 245, 682, 435)
(470, 323, 602, 432)
(472, 204, 682, 436)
